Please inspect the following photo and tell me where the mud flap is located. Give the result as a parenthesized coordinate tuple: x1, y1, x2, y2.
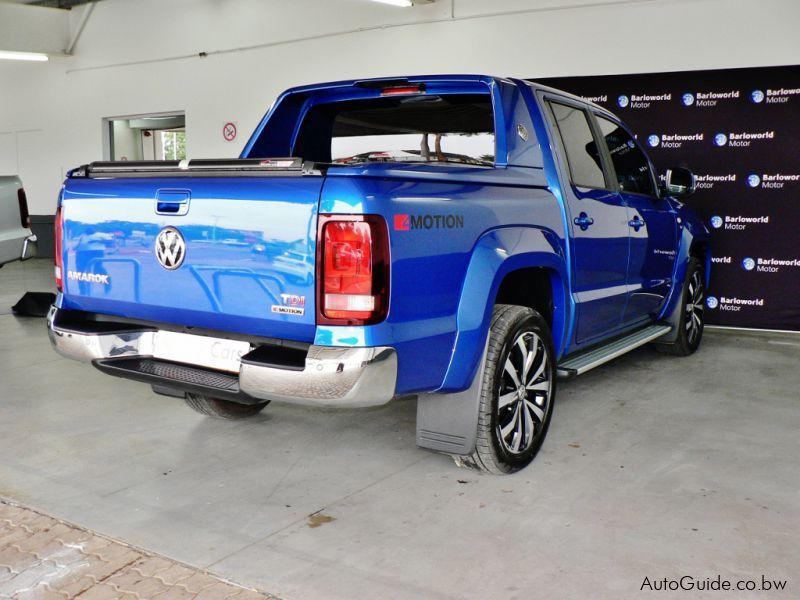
(416, 341, 488, 456)
(654, 293, 683, 345)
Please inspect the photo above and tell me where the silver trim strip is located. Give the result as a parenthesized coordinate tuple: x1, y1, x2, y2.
(557, 324, 671, 377)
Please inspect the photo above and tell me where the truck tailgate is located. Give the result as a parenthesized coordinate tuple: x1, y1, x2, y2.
(60, 167, 322, 343)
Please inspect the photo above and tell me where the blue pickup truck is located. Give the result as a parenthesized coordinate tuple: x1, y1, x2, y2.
(48, 75, 709, 473)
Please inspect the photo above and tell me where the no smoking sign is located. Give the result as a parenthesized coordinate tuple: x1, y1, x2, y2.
(222, 122, 237, 142)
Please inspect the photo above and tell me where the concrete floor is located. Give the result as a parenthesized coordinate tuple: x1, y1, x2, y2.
(1, 259, 798, 600)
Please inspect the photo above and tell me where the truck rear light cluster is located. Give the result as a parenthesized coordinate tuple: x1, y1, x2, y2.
(317, 215, 389, 325)
(54, 207, 63, 291)
(17, 188, 30, 229)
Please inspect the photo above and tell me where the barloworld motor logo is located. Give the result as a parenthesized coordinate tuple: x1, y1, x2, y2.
(746, 173, 799, 189)
(742, 257, 756, 271)
(751, 89, 765, 103)
(708, 296, 765, 311)
(617, 95, 630, 108)
(715, 130, 774, 148)
(694, 174, 736, 190)
(714, 215, 769, 231)
(648, 132, 703, 149)
(682, 90, 740, 107)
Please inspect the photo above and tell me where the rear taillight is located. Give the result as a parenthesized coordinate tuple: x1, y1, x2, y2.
(54, 207, 63, 292)
(17, 188, 30, 229)
(317, 215, 389, 325)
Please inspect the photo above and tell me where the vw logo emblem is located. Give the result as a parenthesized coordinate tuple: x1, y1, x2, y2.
(155, 227, 186, 270)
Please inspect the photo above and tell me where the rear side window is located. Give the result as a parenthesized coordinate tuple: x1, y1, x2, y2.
(547, 101, 606, 189)
(595, 116, 656, 196)
(294, 94, 495, 166)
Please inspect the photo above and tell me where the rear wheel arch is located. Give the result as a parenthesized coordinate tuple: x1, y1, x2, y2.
(493, 266, 566, 356)
(440, 228, 568, 392)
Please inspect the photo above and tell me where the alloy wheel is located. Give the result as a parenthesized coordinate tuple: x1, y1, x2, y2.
(685, 270, 704, 345)
(496, 331, 552, 455)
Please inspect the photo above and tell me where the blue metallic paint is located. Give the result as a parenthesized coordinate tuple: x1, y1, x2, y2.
(57, 75, 709, 399)
(315, 169, 564, 394)
(59, 176, 323, 342)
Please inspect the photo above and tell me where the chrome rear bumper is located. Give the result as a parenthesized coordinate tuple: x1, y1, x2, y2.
(47, 307, 397, 408)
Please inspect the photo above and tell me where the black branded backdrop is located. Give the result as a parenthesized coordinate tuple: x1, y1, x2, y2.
(537, 65, 800, 332)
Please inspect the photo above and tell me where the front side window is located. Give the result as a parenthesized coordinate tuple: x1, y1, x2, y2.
(294, 94, 495, 166)
(547, 101, 606, 189)
(595, 116, 656, 196)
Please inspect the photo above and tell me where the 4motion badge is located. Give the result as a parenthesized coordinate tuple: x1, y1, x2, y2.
(272, 294, 306, 316)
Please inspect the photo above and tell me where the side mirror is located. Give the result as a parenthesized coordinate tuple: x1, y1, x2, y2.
(664, 167, 695, 197)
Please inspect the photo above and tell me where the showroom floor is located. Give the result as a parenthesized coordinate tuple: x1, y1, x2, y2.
(1, 260, 798, 600)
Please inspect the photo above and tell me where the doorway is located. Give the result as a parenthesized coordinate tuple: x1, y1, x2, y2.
(103, 112, 186, 161)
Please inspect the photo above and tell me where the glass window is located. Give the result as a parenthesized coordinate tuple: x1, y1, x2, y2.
(548, 101, 606, 189)
(596, 116, 655, 196)
(294, 94, 495, 166)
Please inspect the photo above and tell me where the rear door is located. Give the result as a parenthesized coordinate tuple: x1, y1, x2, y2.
(60, 165, 323, 343)
(543, 99, 630, 345)
(592, 114, 677, 325)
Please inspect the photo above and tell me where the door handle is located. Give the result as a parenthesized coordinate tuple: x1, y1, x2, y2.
(574, 213, 594, 231)
(155, 189, 191, 216)
(628, 215, 645, 232)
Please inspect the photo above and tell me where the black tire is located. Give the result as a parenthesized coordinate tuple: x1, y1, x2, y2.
(656, 258, 705, 356)
(470, 305, 556, 474)
(184, 394, 269, 419)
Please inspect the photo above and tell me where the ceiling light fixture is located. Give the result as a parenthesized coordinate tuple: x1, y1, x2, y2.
(0, 51, 49, 62)
(369, 0, 414, 7)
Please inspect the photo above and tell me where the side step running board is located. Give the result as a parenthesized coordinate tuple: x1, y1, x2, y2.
(557, 324, 672, 379)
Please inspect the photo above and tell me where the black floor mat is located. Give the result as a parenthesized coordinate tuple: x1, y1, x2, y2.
(11, 292, 56, 318)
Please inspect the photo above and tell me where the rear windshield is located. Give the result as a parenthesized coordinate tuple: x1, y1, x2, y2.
(294, 94, 495, 166)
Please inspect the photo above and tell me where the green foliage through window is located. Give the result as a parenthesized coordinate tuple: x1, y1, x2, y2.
(162, 130, 186, 160)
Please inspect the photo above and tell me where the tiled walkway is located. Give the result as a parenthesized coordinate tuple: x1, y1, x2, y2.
(0, 501, 274, 600)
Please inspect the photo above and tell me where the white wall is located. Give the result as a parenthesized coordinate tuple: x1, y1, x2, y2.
(1, 0, 798, 213)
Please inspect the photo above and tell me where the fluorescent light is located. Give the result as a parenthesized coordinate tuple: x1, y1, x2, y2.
(369, 0, 413, 7)
(0, 51, 49, 62)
